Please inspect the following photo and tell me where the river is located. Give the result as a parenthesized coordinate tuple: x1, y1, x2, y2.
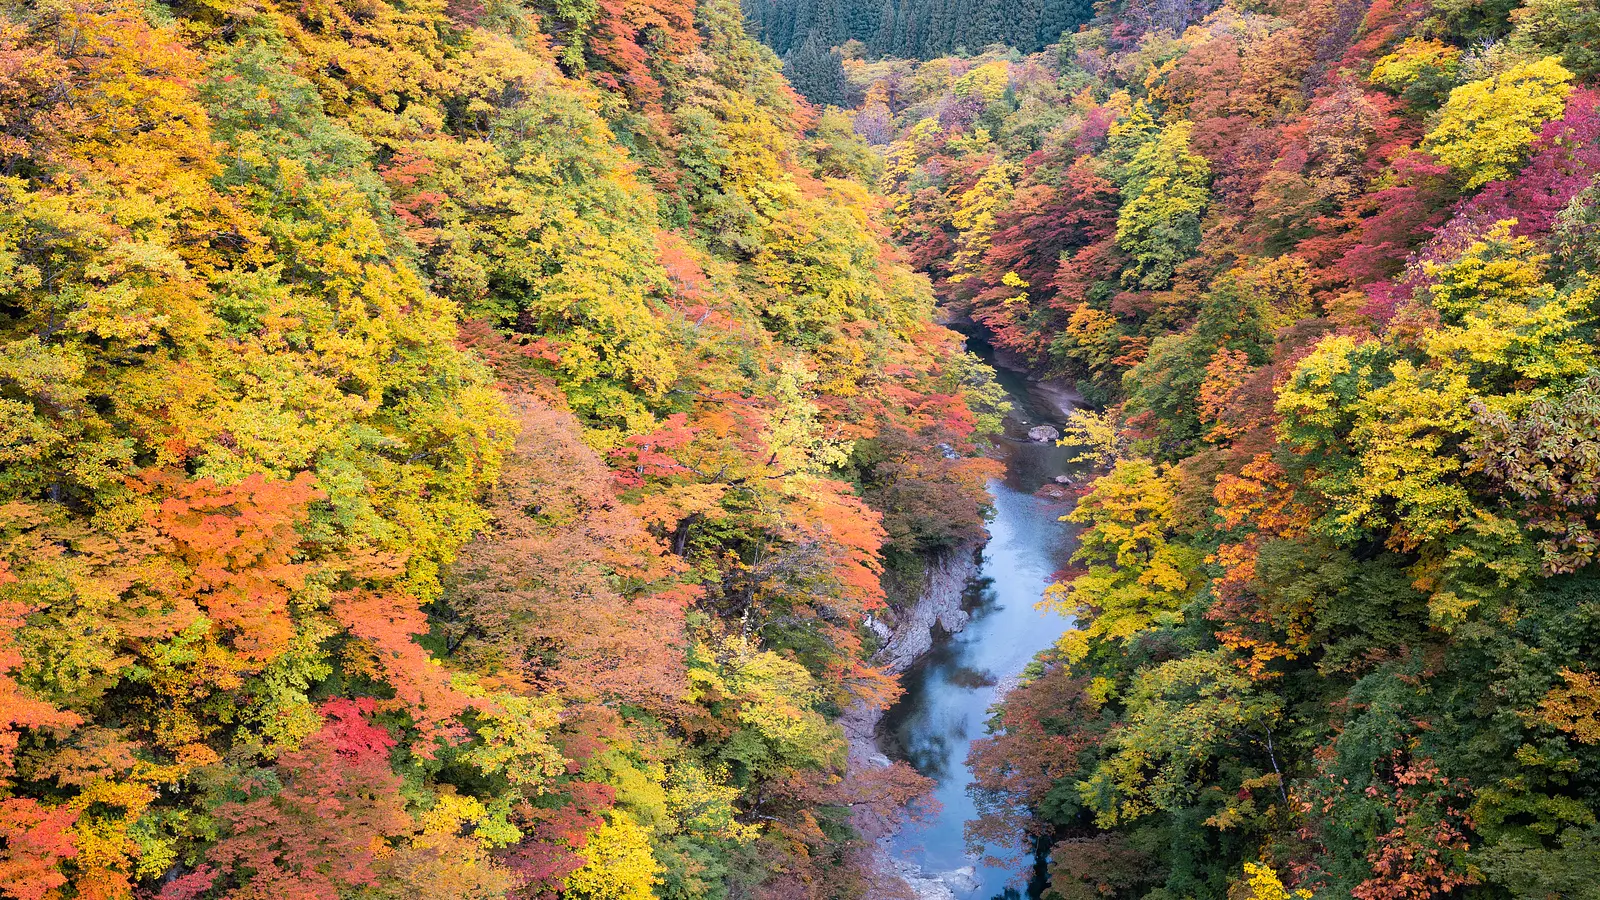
(877, 339, 1084, 898)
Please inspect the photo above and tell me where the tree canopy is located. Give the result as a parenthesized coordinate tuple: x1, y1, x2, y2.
(835, 0, 1600, 897)
(0, 0, 1006, 897)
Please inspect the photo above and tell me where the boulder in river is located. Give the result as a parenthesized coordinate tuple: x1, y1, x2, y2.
(1054, 474, 1072, 484)
(1027, 424, 1059, 442)
(941, 866, 981, 893)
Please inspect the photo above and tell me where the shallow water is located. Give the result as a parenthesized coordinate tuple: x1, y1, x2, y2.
(879, 339, 1082, 898)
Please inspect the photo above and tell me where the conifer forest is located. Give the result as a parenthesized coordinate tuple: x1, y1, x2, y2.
(2, 0, 1600, 895)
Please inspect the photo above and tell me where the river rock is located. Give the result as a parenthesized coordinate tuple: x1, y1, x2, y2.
(895, 867, 955, 900)
(1027, 424, 1059, 442)
(1054, 474, 1072, 484)
(889, 859, 974, 900)
(888, 861, 983, 899)
(942, 866, 981, 894)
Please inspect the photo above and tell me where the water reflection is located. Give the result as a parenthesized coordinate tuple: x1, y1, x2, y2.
(877, 339, 1082, 899)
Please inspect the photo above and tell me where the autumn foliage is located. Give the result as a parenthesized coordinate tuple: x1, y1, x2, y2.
(0, 0, 997, 896)
(835, 0, 1600, 896)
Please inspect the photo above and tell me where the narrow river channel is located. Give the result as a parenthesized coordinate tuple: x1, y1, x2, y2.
(879, 339, 1084, 898)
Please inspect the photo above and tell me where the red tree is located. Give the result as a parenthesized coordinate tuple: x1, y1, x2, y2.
(205, 700, 408, 900)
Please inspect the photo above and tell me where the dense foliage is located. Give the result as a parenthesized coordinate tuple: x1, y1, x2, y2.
(0, 0, 1010, 897)
(744, 0, 1094, 100)
(829, 0, 1600, 895)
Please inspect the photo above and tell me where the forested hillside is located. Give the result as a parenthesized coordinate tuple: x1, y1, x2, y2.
(10, 0, 1600, 893)
(743, 0, 1092, 61)
(0, 0, 1010, 897)
(832, 0, 1600, 896)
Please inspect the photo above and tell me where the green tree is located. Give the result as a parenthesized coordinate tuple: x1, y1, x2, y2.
(1080, 651, 1284, 827)
(1114, 120, 1211, 289)
(784, 30, 851, 107)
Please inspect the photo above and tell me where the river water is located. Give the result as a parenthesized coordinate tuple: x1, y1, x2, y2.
(879, 341, 1083, 898)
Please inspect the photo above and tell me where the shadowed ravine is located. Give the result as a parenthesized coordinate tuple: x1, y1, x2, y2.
(877, 339, 1084, 899)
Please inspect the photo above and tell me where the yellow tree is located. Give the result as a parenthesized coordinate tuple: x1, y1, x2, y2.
(1046, 459, 1201, 662)
(1423, 57, 1573, 188)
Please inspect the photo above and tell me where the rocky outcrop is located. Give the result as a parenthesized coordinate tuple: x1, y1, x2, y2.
(874, 546, 982, 674)
(1035, 483, 1070, 501)
(842, 543, 980, 772)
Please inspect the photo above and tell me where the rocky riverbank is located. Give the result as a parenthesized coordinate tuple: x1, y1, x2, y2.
(873, 547, 983, 673)
(844, 543, 984, 900)
(843, 328, 1084, 898)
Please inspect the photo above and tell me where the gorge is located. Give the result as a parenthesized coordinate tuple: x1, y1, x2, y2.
(7, 0, 1600, 895)
(848, 341, 1087, 900)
